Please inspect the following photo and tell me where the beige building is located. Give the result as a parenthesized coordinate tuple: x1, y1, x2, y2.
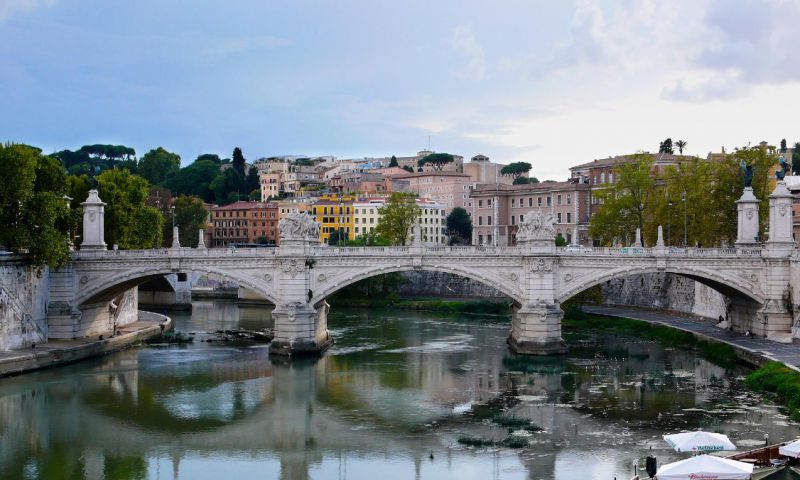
(463, 154, 517, 185)
(417, 198, 448, 245)
(391, 171, 473, 210)
(353, 199, 384, 237)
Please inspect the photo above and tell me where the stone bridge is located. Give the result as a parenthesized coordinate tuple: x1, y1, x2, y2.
(31, 181, 800, 356)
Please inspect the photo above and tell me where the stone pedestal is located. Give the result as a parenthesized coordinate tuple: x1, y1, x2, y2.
(171, 226, 180, 249)
(766, 181, 795, 256)
(269, 301, 331, 356)
(735, 187, 760, 246)
(508, 303, 567, 355)
(80, 190, 106, 250)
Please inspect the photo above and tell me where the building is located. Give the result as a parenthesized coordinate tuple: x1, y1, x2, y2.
(353, 199, 384, 238)
(275, 200, 312, 220)
(417, 198, 448, 245)
(391, 171, 473, 211)
(463, 154, 517, 185)
(211, 201, 279, 247)
(311, 194, 356, 244)
(260, 172, 282, 201)
(470, 181, 591, 246)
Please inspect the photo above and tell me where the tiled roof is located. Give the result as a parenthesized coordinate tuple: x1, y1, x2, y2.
(212, 201, 278, 211)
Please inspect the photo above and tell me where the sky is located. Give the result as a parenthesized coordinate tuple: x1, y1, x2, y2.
(1, 0, 799, 180)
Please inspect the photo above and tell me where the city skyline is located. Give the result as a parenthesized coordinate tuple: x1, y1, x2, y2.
(2, 1, 799, 180)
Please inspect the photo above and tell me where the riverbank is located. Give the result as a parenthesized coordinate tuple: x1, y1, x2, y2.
(0, 311, 172, 377)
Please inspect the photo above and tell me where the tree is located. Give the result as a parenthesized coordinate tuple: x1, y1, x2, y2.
(780, 139, 787, 152)
(0, 144, 71, 268)
(328, 228, 347, 246)
(54, 144, 137, 176)
(173, 196, 208, 248)
(589, 153, 656, 246)
(196, 153, 222, 164)
(97, 168, 163, 249)
(417, 152, 454, 171)
(232, 147, 246, 178)
(245, 166, 260, 193)
(388, 155, 398, 168)
(138, 147, 181, 187)
(555, 233, 567, 246)
(375, 192, 421, 245)
(659, 138, 674, 154)
(513, 177, 533, 185)
(210, 168, 242, 205)
(675, 140, 688, 155)
(446, 207, 472, 245)
(500, 162, 532, 179)
(167, 159, 220, 202)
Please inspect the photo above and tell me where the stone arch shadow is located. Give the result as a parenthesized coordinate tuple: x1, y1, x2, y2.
(310, 265, 524, 307)
(75, 266, 279, 307)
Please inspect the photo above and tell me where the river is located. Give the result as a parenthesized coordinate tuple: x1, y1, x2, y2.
(0, 300, 797, 479)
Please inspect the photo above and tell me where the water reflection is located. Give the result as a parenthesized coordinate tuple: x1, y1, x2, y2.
(0, 301, 797, 480)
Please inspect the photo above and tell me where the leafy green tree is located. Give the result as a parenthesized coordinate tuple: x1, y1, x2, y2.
(376, 192, 421, 245)
(54, 144, 137, 176)
(328, 228, 347, 246)
(173, 196, 208, 248)
(555, 233, 567, 246)
(245, 166, 260, 193)
(388, 155, 398, 167)
(0, 144, 71, 268)
(210, 168, 242, 205)
(196, 153, 222, 164)
(417, 152, 454, 171)
(659, 138, 674, 154)
(138, 147, 181, 187)
(589, 153, 655, 246)
(249, 189, 261, 201)
(402, 165, 414, 173)
(513, 177, 531, 185)
(97, 169, 163, 248)
(501, 162, 532, 179)
(446, 207, 472, 245)
(675, 139, 688, 155)
(343, 231, 390, 246)
(167, 159, 220, 202)
(232, 147, 246, 178)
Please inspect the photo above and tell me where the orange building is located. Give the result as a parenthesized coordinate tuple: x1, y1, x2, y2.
(211, 201, 279, 247)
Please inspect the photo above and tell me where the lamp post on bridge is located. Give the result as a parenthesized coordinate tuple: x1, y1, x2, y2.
(682, 191, 687, 247)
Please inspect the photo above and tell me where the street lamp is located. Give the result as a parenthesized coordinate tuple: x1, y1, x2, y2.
(682, 191, 687, 247)
(667, 200, 673, 246)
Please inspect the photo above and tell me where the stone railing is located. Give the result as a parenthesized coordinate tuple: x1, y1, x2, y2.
(72, 244, 768, 261)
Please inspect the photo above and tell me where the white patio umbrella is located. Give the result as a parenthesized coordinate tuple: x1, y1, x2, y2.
(663, 431, 737, 453)
(655, 455, 754, 480)
(779, 439, 800, 457)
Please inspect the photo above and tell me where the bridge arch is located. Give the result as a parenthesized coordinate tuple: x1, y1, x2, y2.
(310, 264, 523, 307)
(75, 265, 279, 306)
(557, 266, 766, 305)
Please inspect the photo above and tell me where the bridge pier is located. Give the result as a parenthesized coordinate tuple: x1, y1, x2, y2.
(508, 302, 567, 355)
(269, 301, 331, 356)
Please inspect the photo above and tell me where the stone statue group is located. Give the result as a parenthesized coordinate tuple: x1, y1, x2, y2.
(516, 211, 557, 242)
(279, 213, 320, 241)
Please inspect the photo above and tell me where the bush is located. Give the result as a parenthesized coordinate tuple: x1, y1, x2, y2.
(746, 362, 800, 421)
(457, 436, 495, 447)
(492, 414, 531, 428)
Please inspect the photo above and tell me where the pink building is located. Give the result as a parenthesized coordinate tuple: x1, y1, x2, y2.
(470, 181, 591, 246)
(391, 171, 473, 210)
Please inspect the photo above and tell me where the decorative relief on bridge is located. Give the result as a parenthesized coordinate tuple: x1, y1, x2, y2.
(278, 213, 320, 242)
(280, 259, 305, 278)
(530, 259, 554, 275)
(80, 275, 89, 285)
(516, 211, 556, 243)
(264, 273, 272, 282)
(317, 273, 327, 282)
(502, 272, 519, 282)
(780, 204, 789, 216)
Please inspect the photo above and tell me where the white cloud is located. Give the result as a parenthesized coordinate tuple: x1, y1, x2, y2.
(0, 0, 56, 21)
(451, 25, 485, 80)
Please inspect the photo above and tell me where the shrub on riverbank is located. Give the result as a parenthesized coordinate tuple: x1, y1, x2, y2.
(563, 314, 738, 367)
(745, 361, 800, 421)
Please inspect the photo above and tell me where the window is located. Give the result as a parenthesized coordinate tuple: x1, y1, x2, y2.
(478, 216, 483, 226)
(519, 214, 524, 222)
(557, 212, 562, 223)
(487, 199, 493, 207)
(478, 199, 483, 208)
(601, 172, 606, 184)
(537, 197, 542, 206)
(511, 215, 516, 225)
(487, 234, 492, 244)
(567, 212, 571, 223)
(488, 215, 492, 225)
(528, 197, 533, 207)
(567, 194, 571, 205)
(557, 194, 562, 205)
(478, 235, 483, 244)
(547, 196, 552, 206)
(511, 198, 516, 207)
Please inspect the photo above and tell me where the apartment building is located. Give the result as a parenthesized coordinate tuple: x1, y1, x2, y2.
(311, 194, 356, 244)
(391, 171, 473, 211)
(211, 201, 279, 247)
(470, 181, 591, 246)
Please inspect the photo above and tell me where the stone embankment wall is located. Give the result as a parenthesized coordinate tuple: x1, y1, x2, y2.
(0, 259, 49, 350)
(396, 271, 505, 298)
(600, 273, 727, 320)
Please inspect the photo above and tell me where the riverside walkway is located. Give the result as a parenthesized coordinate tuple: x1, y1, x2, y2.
(585, 305, 800, 368)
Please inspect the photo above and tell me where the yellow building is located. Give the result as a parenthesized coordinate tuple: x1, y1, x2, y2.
(311, 194, 356, 244)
